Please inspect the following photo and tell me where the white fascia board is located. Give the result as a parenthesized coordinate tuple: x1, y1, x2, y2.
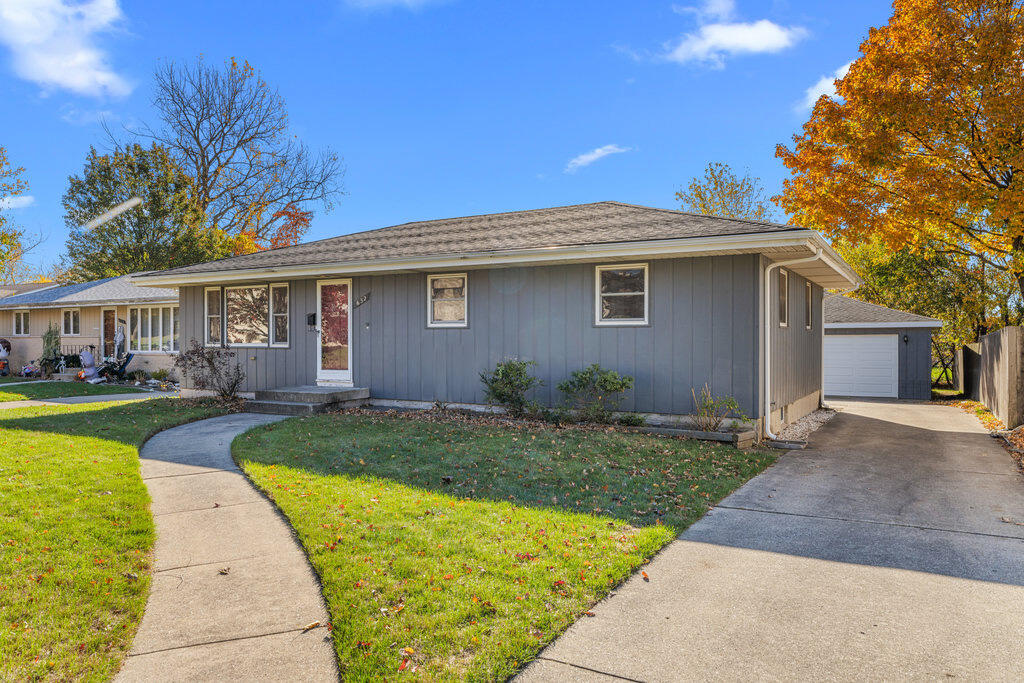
(133, 230, 863, 288)
(824, 322, 942, 329)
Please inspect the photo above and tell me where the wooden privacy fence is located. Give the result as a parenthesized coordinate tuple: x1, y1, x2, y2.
(962, 326, 1024, 428)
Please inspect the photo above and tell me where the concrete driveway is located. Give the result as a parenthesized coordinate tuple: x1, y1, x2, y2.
(519, 400, 1024, 681)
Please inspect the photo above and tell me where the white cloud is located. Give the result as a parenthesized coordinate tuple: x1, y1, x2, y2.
(564, 144, 631, 174)
(666, 19, 807, 66)
(59, 104, 117, 125)
(799, 61, 853, 111)
(672, 0, 735, 22)
(0, 195, 35, 210)
(0, 0, 131, 98)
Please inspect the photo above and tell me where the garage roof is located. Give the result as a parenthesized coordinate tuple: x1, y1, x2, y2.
(824, 295, 942, 329)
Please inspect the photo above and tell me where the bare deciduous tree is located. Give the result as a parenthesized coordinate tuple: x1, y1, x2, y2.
(130, 57, 344, 246)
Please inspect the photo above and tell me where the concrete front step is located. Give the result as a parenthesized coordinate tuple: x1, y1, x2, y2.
(254, 386, 370, 404)
(245, 400, 329, 415)
(244, 396, 370, 416)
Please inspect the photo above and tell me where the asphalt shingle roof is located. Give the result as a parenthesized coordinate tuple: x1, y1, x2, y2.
(824, 294, 942, 326)
(139, 201, 804, 277)
(0, 275, 176, 309)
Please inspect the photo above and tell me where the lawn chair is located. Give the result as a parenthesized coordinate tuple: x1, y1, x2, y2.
(98, 353, 135, 382)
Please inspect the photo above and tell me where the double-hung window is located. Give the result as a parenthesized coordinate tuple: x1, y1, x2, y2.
(62, 309, 81, 336)
(779, 269, 789, 328)
(13, 310, 29, 336)
(805, 281, 813, 330)
(128, 305, 180, 352)
(427, 273, 467, 328)
(595, 264, 648, 326)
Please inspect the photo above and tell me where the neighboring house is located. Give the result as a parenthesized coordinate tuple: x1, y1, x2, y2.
(823, 294, 942, 400)
(134, 202, 862, 434)
(0, 275, 180, 375)
(0, 282, 59, 299)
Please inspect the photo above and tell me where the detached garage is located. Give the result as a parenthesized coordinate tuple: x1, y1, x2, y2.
(823, 295, 942, 400)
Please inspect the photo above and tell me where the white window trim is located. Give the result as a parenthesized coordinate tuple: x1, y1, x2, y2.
(204, 286, 223, 347)
(62, 308, 81, 336)
(128, 305, 179, 354)
(12, 309, 29, 336)
(594, 263, 649, 327)
(805, 281, 813, 330)
(224, 285, 272, 347)
(779, 269, 789, 328)
(269, 282, 290, 347)
(427, 273, 468, 328)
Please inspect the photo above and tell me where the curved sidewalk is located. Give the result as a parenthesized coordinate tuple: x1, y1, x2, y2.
(117, 413, 338, 682)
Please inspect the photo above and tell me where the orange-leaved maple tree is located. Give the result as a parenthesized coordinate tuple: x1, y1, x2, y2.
(231, 204, 311, 255)
(776, 0, 1024, 296)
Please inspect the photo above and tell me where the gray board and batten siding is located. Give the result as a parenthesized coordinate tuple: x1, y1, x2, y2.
(178, 254, 827, 418)
(768, 256, 824, 415)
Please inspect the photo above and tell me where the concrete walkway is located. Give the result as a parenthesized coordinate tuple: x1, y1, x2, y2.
(0, 391, 175, 409)
(519, 400, 1024, 681)
(116, 413, 337, 682)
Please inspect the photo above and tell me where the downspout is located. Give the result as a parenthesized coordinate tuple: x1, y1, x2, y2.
(763, 248, 823, 440)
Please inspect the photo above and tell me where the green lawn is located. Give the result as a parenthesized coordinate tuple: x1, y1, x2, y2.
(0, 381, 145, 402)
(0, 399, 230, 681)
(234, 412, 775, 680)
(0, 377, 40, 384)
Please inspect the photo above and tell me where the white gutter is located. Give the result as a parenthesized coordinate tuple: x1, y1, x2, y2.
(824, 321, 942, 329)
(0, 299, 177, 311)
(763, 248, 823, 441)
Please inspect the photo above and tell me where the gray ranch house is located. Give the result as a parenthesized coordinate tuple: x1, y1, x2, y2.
(134, 202, 861, 436)
(823, 294, 942, 400)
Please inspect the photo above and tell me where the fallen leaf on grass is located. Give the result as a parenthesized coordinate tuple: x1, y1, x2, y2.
(399, 658, 410, 671)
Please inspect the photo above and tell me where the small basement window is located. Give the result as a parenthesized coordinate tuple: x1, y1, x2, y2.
(596, 264, 648, 325)
(62, 308, 81, 336)
(805, 281, 813, 330)
(779, 269, 789, 328)
(428, 273, 467, 328)
(13, 310, 29, 336)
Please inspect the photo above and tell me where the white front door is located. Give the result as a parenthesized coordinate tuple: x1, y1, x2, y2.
(316, 279, 353, 386)
(824, 334, 899, 398)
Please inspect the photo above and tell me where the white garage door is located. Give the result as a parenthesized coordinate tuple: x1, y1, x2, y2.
(824, 334, 899, 398)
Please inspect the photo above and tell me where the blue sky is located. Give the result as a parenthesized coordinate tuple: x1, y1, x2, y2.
(0, 0, 894, 273)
